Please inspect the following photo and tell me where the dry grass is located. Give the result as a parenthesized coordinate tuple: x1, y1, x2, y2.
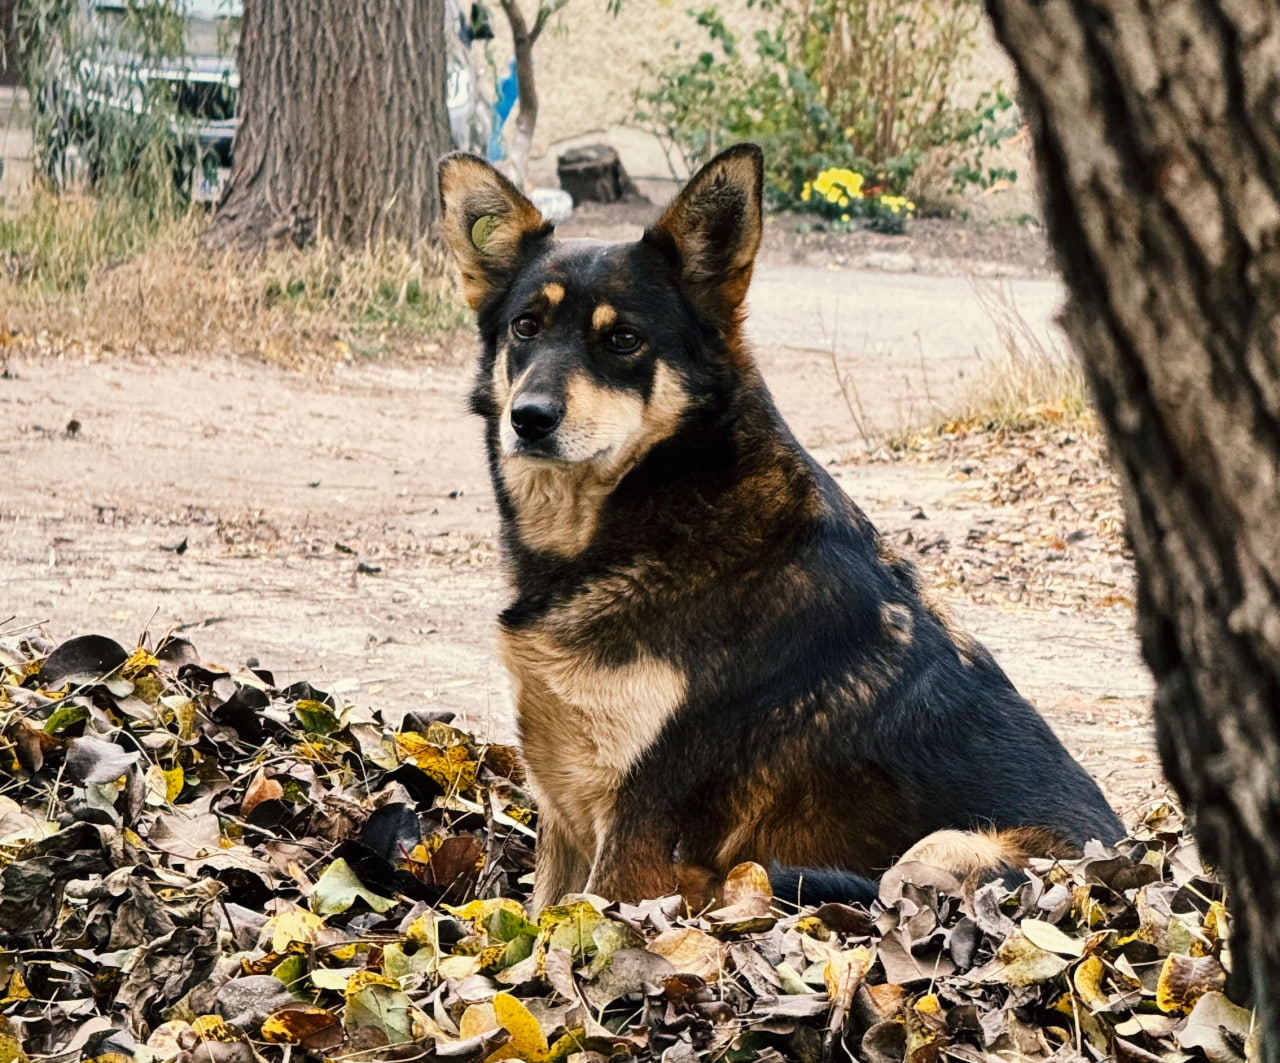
(0, 191, 469, 366)
(949, 277, 1089, 429)
(833, 276, 1094, 458)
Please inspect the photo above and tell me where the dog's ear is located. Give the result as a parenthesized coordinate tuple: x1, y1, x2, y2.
(645, 143, 763, 326)
(438, 154, 551, 310)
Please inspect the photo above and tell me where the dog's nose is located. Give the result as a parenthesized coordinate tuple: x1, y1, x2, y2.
(510, 394, 562, 441)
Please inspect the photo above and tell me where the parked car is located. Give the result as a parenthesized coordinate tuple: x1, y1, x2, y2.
(37, 0, 493, 200)
(39, 0, 239, 199)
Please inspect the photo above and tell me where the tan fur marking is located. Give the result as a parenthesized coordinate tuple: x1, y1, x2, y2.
(499, 363, 690, 556)
(542, 282, 565, 309)
(502, 626, 687, 904)
(898, 829, 1014, 876)
(501, 458, 618, 556)
(493, 342, 512, 402)
(880, 602, 914, 646)
(592, 303, 618, 331)
(438, 155, 546, 309)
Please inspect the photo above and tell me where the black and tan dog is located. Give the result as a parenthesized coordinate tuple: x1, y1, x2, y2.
(438, 144, 1122, 912)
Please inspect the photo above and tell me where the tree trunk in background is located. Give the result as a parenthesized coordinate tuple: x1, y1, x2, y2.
(204, 0, 452, 250)
(984, 0, 1280, 1044)
(496, 0, 570, 188)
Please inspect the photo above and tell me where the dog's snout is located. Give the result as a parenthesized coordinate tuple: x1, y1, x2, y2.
(511, 393, 563, 441)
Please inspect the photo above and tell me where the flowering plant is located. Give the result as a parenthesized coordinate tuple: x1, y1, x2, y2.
(800, 167, 916, 234)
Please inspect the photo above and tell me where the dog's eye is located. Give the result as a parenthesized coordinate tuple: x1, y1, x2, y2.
(608, 329, 642, 353)
(511, 315, 540, 340)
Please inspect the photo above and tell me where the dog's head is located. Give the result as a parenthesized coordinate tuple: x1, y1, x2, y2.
(438, 146, 763, 480)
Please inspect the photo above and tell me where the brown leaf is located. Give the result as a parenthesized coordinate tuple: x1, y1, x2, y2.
(241, 768, 284, 818)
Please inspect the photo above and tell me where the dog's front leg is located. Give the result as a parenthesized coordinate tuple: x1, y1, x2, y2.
(586, 817, 715, 909)
(531, 807, 592, 913)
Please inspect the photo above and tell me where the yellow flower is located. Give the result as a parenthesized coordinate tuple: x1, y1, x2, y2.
(801, 182, 812, 202)
(840, 213, 850, 222)
(826, 188, 840, 203)
(838, 195, 849, 207)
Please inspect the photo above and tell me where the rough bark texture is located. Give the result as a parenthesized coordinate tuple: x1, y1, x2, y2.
(984, 0, 1280, 1040)
(205, 0, 452, 250)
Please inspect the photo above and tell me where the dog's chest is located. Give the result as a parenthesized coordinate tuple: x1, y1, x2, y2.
(499, 625, 687, 841)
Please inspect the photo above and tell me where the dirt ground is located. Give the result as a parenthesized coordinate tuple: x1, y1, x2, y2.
(0, 222, 1165, 828)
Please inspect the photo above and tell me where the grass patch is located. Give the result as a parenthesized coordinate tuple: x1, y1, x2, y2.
(948, 278, 1089, 429)
(0, 190, 469, 364)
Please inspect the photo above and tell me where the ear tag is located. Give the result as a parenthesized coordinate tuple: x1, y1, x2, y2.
(471, 214, 500, 251)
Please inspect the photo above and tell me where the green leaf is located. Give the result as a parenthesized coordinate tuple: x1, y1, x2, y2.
(293, 698, 341, 736)
(43, 702, 89, 734)
(309, 858, 396, 916)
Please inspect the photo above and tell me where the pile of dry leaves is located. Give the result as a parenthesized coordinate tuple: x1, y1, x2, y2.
(0, 632, 1254, 1062)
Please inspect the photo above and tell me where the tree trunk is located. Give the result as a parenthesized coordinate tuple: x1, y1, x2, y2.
(496, 0, 569, 188)
(984, 0, 1280, 1043)
(204, 0, 452, 251)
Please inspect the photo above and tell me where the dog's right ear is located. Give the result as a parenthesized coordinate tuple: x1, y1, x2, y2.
(438, 154, 551, 310)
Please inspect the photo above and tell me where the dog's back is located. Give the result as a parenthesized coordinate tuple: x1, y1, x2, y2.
(438, 144, 1122, 910)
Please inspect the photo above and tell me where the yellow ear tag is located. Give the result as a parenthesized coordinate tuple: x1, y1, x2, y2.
(471, 214, 500, 251)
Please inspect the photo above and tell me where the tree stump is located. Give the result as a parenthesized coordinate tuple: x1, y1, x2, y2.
(556, 144, 645, 205)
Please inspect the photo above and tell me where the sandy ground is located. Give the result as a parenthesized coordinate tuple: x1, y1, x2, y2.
(1, 237, 1165, 826)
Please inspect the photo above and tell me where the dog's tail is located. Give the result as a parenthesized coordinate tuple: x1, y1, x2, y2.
(769, 826, 1077, 909)
(768, 865, 880, 907)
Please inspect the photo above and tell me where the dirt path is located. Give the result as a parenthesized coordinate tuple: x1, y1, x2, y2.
(0, 260, 1163, 823)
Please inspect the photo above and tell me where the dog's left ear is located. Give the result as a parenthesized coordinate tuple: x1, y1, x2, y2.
(645, 143, 763, 327)
(438, 153, 551, 310)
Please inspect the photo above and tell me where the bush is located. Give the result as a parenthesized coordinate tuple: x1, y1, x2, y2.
(15, 0, 231, 203)
(636, 1, 1020, 211)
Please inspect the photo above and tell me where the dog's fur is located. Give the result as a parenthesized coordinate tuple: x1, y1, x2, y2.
(438, 145, 1123, 912)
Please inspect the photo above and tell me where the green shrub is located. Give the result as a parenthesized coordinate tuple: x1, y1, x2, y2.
(637, 1, 1020, 211)
(15, 0, 224, 204)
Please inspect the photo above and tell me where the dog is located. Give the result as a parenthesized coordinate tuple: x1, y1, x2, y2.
(438, 144, 1123, 912)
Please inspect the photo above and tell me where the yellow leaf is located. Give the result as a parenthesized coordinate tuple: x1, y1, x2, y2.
(794, 915, 830, 940)
(1156, 954, 1227, 1015)
(309, 967, 355, 992)
(823, 946, 873, 1000)
(343, 970, 400, 997)
(648, 927, 725, 981)
(722, 861, 772, 907)
(487, 991, 551, 1062)
(395, 731, 479, 792)
(190, 1014, 239, 1042)
(122, 648, 160, 678)
(260, 1006, 340, 1044)
(1073, 954, 1110, 1008)
(914, 992, 942, 1020)
(446, 897, 529, 924)
(269, 907, 327, 952)
(459, 1002, 499, 1040)
(162, 765, 184, 802)
(2, 970, 31, 1003)
(405, 912, 438, 948)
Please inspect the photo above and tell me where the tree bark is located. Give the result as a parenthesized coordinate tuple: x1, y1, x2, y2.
(984, 0, 1280, 1042)
(204, 0, 452, 251)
